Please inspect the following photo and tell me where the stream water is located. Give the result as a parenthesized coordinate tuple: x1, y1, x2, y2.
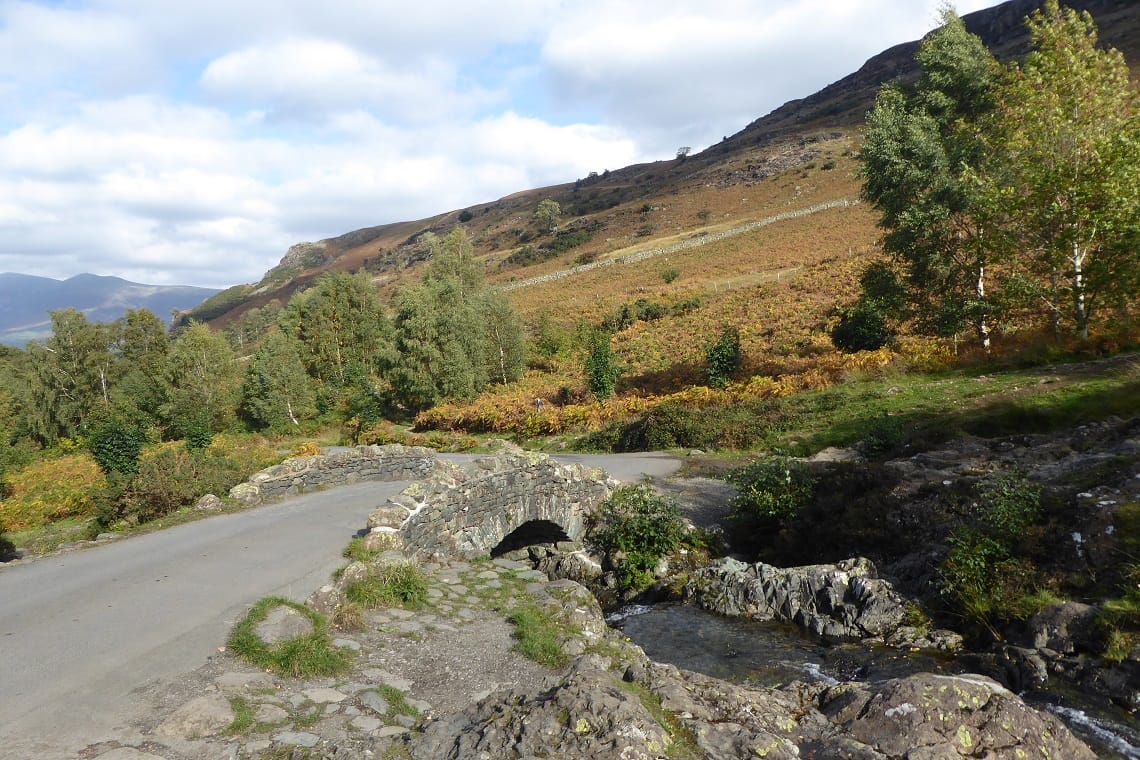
(610, 603, 1140, 760)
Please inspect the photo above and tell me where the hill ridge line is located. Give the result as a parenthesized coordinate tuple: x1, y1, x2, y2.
(500, 197, 860, 292)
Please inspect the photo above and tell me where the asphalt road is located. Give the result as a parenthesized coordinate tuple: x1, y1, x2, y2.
(0, 451, 680, 759)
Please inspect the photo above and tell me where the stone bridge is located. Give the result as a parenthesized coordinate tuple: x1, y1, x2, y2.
(368, 453, 616, 560)
(230, 445, 616, 560)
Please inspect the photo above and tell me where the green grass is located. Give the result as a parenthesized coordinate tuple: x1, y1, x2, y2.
(506, 601, 569, 669)
(344, 563, 429, 610)
(226, 696, 256, 735)
(374, 684, 421, 719)
(227, 597, 354, 678)
(343, 536, 381, 563)
(618, 680, 701, 759)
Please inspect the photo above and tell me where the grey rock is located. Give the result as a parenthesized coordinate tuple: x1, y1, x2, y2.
(686, 557, 908, 642)
(195, 493, 224, 511)
(1025, 601, 1098, 654)
(359, 691, 390, 715)
(303, 687, 348, 704)
(821, 672, 1097, 760)
(155, 694, 235, 738)
(93, 750, 168, 760)
(255, 605, 314, 643)
(215, 670, 275, 694)
(273, 731, 320, 747)
(254, 703, 289, 723)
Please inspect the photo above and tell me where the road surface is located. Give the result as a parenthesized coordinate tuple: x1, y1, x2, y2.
(0, 452, 680, 758)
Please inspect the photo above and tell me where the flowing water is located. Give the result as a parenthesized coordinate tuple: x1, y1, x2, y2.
(610, 603, 1140, 760)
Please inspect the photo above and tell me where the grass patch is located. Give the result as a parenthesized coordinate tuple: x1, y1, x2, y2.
(227, 597, 354, 678)
(343, 536, 380, 563)
(618, 680, 701, 759)
(226, 696, 256, 735)
(344, 563, 428, 610)
(375, 685, 421, 719)
(507, 601, 569, 669)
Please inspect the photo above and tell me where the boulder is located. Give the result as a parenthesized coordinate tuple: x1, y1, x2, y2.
(818, 672, 1098, 759)
(195, 493, 223, 511)
(228, 481, 261, 505)
(255, 605, 314, 643)
(685, 557, 909, 641)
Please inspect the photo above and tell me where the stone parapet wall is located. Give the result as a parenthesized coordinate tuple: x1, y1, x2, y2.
(229, 445, 437, 505)
(368, 453, 616, 561)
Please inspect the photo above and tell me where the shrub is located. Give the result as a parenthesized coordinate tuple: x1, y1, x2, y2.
(974, 475, 1041, 545)
(831, 301, 894, 352)
(660, 267, 680, 284)
(938, 529, 1035, 636)
(728, 456, 815, 528)
(584, 331, 620, 400)
(87, 415, 147, 477)
(704, 326, 742, 389)
(591, 483, 686, 593)
(94, 439, 277, 528)
(860, 413, 905, 455)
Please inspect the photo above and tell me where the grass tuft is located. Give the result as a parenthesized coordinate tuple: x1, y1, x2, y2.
(227, 596, 354, 678)
(344, 563, 428, 610)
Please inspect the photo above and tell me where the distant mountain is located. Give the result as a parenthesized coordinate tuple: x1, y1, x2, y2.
(0, 273, 221, 346)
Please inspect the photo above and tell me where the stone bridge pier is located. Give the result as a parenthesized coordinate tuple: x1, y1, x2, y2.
(367, 453, 616, 561)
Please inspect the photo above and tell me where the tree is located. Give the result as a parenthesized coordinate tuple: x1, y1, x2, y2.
(281, 272, 393, 390)
(389, 228, 527, 409)
(240, 332, 318, 430)
(481, 291, 527, 385)
(859, 8, 1000, 349)
(533, 199, 561, 233)
(27, 309, 114, 444)
(978, 0, 1140, 339)
(108, 309, 169, 427)
(584, 330, 620, 400)
(163, 322, 240, 440)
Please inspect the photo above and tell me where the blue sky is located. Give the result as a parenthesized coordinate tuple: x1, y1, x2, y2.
(0, 0, 1003, 289)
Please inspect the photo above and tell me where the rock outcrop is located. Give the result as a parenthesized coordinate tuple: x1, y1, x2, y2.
(689, 557, 894, 638)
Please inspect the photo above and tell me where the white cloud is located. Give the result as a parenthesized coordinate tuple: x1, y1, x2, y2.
(0, 0, 1010, 289)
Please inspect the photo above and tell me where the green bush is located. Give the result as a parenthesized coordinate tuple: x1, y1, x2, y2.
(728, 456, 815, 527)
(974, 475, 1041, 544)
(94, 444, 263, 528)
(938, 529, 1035, 636)
(704, 326, 742, 389)
(584, 331, 620, 400)
(591, 484, 686, 592)
(831, 301, 893, 352)
(860, 413, 904, 456)
(660, 267, 680, 284)
(936, 475, 1043, 635)
(87, 415, 146, 477)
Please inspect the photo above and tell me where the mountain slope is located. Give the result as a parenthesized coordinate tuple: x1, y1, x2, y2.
(183, 0, 1140, 335)
(0, 273, 221, 346)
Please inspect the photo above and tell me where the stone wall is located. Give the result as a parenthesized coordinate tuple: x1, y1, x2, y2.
(501, 198, 857, 292)
(368, 454, 616, 561)
(229, 445, 437, 505)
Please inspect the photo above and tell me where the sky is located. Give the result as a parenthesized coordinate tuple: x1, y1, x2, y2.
(0, 0, 1004, 289)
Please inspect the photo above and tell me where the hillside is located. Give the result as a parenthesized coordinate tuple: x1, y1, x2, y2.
(185, 0, 1140, 340)
(0, 273, 220, 347)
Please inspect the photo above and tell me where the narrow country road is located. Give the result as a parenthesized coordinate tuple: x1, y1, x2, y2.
(0, 452, 679, 759)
